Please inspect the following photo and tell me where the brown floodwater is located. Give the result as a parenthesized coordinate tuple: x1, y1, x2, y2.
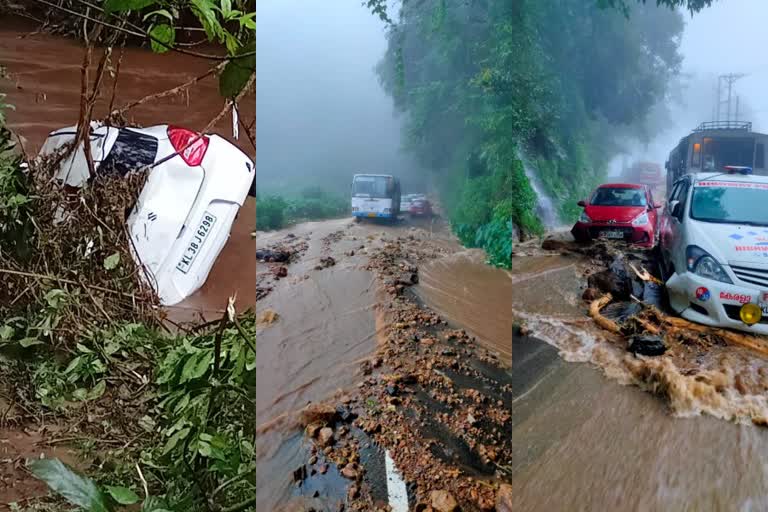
(0, 17, 255, 320)
(513, 247, 768, 510)
(415, 248, 512, 365)
(255, 218, 382, 509)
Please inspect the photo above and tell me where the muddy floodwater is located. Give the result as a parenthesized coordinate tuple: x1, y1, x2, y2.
(513, 243, 768, 510)
(416, 249, 512, 365)
(256, 216, 512, 509)
(0, 17, 255, 321)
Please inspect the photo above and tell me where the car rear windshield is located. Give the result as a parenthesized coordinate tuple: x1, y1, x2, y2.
(691, 182, 768, 225)
(590, 187, 646, 207)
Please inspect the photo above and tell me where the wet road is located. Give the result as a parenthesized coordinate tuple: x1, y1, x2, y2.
(0, 17, 255, 320)
(256, 216, 513, 510)
(512, 240, 768, 511)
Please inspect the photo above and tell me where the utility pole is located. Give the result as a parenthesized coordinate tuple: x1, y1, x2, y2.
(736, 95, 740, 122)
(717, 73, 747, 122)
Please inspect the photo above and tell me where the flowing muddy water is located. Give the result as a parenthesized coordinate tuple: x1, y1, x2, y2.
(0, 17, 255, 322)
(415, 248, 512, 365)
(513, 243, 768, 510)
(256, 216, 512, 509)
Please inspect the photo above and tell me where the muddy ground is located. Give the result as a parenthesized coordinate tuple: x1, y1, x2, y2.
(256, 214, 512, 511)
(513, 231, 768, 510)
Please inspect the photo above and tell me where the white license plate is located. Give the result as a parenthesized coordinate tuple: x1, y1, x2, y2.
(599, 230, 624, 239)
(176, 211, 217, 274)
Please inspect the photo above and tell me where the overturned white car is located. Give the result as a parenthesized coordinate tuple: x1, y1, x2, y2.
(39, 122, 254, 306)
(660, 168, 768, 334)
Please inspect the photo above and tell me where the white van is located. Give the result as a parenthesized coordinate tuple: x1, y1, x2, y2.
(660, 167, 768, 333)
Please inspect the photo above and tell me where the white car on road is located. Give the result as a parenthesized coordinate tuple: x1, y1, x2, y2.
(660, 167, 768, 333)
(40, 122, 255, 306)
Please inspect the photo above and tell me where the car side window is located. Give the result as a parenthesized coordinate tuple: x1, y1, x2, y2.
(673, 181, 690, 220)
(668, 182, 681, 204)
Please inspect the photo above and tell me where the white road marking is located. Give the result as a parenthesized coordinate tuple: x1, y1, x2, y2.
(385, 449, 409, 512)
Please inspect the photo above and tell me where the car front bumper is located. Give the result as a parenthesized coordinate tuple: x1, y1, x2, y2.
(571, 221, 654, 247)
(666, 271, 768, 335)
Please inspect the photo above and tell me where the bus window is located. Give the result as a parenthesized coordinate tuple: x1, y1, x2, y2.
(692, 142, 701, 167)
(757, 143, 765, 169)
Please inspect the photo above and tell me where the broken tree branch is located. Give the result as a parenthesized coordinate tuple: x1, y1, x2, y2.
(589, 293, 621, 334)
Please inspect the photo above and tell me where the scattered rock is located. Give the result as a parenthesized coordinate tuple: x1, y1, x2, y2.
(256, 309, 280, 327)
(318, 427, 334, 447)
(272, 265, 288, 278)
(341, 463, 358, 480)
(348, 484, 360, 500)
(430, 490, 458, 512)
(337, 405, 358, 423)
(497, 484, 512, 512)
(541, 238, 572, 252)
(256, 248, 290, 262)
(628, 334, 667, 356)
(581, 287, 601, 301)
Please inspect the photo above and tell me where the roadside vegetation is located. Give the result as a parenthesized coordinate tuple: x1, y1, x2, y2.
(368, 0, 716, 265)
(0, 108, 256, 511)
(256, 186, 349, 231)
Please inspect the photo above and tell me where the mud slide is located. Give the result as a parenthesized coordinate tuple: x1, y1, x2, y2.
(0, 16, 255, 323)
(256, 215, 511, 511)
(513, 232, 768, 510)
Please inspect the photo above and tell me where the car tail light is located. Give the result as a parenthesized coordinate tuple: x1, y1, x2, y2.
(167, 126, 209, 166)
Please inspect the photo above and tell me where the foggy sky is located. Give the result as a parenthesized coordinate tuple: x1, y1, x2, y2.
(610, 0, 768, 175)
(256, 0, 426, 195)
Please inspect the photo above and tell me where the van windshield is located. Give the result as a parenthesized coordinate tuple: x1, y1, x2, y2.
(353, 176, 390, 198)
(590, 187, 646, 207)
(691, 182, 768, 225)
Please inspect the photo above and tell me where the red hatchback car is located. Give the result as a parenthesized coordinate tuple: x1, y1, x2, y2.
(409, 198, 433, 217)
(571, 183, 661, 248)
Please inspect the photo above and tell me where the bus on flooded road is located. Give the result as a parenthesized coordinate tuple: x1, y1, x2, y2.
(351, 173, 401, 221)
(665, 121, 768, 193)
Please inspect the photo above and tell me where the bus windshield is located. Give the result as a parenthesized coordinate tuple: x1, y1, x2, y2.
(353, 175, 391, 198)
(698, 138, 754, 171)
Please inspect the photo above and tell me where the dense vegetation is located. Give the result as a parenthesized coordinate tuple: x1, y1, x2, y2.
(373, 0, 687, 266)
(256, 187, 349, 231)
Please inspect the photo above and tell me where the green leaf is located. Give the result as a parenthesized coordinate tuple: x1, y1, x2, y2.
(87, 380, 107, 401)
(19, 337, 44, 348)
(104, 0, 156, 13)
(239, 12, 255, 30)
(106, 485, 140, 505)
(0, 325, 15, 341)
(162, 427, 191, 455)
(103, 252, 121, 271)
(64, 356, 82, 375)
(181, 351, 212, 382)
(142, 8, 174, 22)
(72, 388, 88, 401)
(219, 41, 255, 98)
(149, 24, 175, 53)
(28, 458, 110, 512)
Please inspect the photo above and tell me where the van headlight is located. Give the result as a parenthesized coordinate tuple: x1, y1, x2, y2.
(579, 211, 591, 223)
(686, 245, 732, 284)
(632, 212, 649, 226)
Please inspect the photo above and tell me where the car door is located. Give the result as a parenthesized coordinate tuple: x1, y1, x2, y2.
(667, 178, 690, 274)
(660, 181, 682, 261)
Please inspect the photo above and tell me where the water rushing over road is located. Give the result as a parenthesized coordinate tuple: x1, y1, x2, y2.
(0, 17, 255, 321)
(512, 245, 768, 510)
